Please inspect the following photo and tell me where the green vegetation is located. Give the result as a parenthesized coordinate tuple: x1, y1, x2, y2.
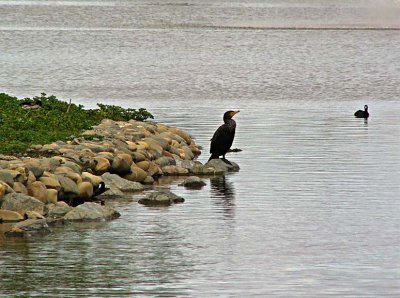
(0, 93, 153, 154)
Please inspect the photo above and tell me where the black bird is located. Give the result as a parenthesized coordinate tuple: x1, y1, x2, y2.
(354, 105, 369, 118)
(208, 110, 240, 162)
(93, 182, 108, 197)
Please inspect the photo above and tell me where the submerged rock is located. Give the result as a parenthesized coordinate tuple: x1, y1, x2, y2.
(5, 219, 51, 237)
(180, 176, 206, 189)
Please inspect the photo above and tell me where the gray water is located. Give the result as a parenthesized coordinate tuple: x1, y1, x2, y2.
(1, 0, 400, 296)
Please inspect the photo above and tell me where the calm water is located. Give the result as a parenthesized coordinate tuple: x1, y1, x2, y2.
(1, 0, 400, 296)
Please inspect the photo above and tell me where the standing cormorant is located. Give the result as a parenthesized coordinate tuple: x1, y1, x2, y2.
(208, 110, 240, 162)
(354, 105, 369, 118)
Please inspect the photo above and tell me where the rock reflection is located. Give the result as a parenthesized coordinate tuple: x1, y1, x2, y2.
(210, 175, 236, 218)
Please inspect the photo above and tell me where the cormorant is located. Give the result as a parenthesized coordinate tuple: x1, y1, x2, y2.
(208, 110, 240, 162)
(354, 105, 369, 118)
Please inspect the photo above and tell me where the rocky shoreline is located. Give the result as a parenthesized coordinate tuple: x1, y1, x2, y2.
(0, 119, 239, 237)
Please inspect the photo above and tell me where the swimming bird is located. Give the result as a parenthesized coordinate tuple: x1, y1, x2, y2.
(208, 110, 240, 162)
(354, 105, 369, 118)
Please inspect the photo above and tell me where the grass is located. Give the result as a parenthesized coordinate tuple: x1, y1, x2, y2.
(0, 93, 153, 154)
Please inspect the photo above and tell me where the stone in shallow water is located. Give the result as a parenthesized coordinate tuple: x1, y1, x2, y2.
(138, 189, 185, 206)
(63, 202, 120, 221)
(5, 219, 51, 237)
(204, 159, 240, 173)
(180, 176, 206, 189)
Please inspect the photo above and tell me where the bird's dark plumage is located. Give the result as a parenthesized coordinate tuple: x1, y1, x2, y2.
(208, 110, 239, 162)
(354, 105, 369, 118)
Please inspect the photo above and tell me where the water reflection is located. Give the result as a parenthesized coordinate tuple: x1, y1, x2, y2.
(209, 175, 236, 218)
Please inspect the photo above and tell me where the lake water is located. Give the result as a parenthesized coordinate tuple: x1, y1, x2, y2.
(1, 0, 400, 296)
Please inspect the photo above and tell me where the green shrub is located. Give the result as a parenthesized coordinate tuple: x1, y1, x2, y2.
(0, 92, 153, 154)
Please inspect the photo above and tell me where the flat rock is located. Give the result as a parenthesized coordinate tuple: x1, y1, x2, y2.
(138, 189, 185, 206)
(204, 159, 240, 173)
(5, 219, 51, 237)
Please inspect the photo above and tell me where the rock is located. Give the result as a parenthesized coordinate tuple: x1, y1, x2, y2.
(1, 193, 45, 216)
(27, 181, 48, 203)
(161, 165, 189, 176)
(81, 172, 103, 188)
(77, 181, 94, 199)
(123, 166, 147, 182)
(39, 176, 61, 191)
(25, 165, 44, 179)
(47, 206, 73, 218)
(0, 181, 7, 199)
(0, 170, 14, 186)
(204, 159, 240, 173)
(64, 202, 120, 221)
(25, 210, 45, 219)
(94, 157, 111, 174)
(12, 182, 28, 195)
(46, 189, 58, 204)
(138, 189, 185, 206)
(142, 176, 154, 184)
(101, 172, 144, 192)
(155, 156, 176, 167)
(0, 209, 24, 222)
(180, 176, 206, 189)
(57, 175, 80, 197)
(5, 219, 51, 237)
(110, 153, 133, 175)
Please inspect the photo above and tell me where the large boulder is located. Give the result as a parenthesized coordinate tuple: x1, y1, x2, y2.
(1, 193, 45, 216)
(63, 202, 120, 221)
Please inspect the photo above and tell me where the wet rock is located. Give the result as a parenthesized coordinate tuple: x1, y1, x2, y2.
(1, 193, 45, 216)
(64, 202, 120, 221)
(138, 189, 185, 206)
(5, 219, 51, 237)
(204, 159, 240, 173)
(180, 176, 206, 189)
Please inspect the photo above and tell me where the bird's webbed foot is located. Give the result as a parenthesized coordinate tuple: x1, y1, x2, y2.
(221, 157, 232, 165)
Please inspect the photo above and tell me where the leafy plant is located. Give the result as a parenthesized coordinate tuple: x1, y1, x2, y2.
(0, 92, 153, 154)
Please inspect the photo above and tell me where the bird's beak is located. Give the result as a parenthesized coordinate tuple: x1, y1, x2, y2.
(232, 110, 240, 116)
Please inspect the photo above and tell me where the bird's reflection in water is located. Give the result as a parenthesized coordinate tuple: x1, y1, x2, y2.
(210, 175, 236, 218)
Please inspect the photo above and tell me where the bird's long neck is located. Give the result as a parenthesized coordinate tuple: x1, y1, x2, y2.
(224, 118, 236, 128)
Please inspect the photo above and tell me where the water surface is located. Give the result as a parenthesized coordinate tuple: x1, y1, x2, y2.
(1, 0, 400, 296)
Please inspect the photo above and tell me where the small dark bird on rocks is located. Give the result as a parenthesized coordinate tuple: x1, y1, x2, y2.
(354, 105, 369, 118)
(208, 110, 240, 162)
